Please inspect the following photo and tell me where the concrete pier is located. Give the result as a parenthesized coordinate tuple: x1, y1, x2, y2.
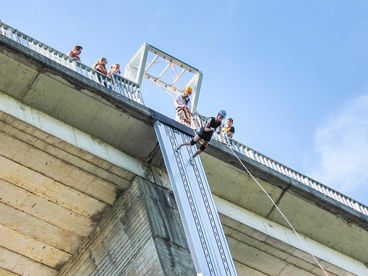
(59, 177, 195, 275)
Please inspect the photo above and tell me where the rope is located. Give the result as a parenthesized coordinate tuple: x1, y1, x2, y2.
(223, 139, 329, 276)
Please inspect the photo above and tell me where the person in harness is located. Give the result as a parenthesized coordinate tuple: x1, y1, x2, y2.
(174, 86, 193, 127)
(176, 110, 227, 164)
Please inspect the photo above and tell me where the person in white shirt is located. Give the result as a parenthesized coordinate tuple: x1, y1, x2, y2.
(174, 86, 192, 127)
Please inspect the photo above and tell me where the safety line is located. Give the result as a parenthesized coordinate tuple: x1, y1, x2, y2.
(224, 142, 329, 276)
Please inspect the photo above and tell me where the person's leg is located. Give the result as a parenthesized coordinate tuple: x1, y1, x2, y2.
(175, 108, 184, 124)
(189, 141, 208, 164)
(183, 108, 192, 127)
(176, 135, 201, 151)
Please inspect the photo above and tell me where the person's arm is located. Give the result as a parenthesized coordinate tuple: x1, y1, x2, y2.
(96, 64, 108, 75)
(68, 51, 77, 61)
(174, 96, 182, 108)
(185, 98, 191, 111)
(204, 118, 215, 132)
(217, 124, 223, 134)
(228, 127, 235, 138)
(183, 99, 191, 113)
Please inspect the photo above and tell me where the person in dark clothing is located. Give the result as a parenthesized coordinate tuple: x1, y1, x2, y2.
(176, 110, 227, 164)
(93, 57, 108, 75)
(93, 58, 108, 86)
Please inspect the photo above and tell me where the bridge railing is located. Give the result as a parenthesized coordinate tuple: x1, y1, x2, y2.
(193, 114, 368, 216)
(0, 22, 143, 104)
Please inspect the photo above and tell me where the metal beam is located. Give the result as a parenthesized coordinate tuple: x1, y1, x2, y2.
(125, 43, 203, 113)
(154, 121, 237, 276)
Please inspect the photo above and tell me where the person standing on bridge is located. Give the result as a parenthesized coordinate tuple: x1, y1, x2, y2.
(68, 45, 83, 62)
(93, 57, 108, 75)
(174, 86, 193, 127)
(107, 63, 121, 77)
(220, 117, 235, 138)
(176, 110, 226, 164)
(93, 58, 108, 86)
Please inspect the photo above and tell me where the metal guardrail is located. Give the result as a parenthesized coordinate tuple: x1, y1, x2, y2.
(0, 22, 144, 104)
(193, 114, 368, 216)
(1, 21, 366, 217)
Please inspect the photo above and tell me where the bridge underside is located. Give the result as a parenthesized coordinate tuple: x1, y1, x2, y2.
(0, 37, 366, 275)
(0, 96, 357, 276)
(0, 111, 135, 275)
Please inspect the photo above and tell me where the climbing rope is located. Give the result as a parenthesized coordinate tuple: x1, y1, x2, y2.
(223, 137, 329, 276)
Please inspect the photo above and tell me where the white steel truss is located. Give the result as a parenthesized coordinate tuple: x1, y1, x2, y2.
(124, 43, 203, 113)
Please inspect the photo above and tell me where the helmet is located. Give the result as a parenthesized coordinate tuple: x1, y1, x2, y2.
(185, 86, 193, 94)
(218, 110, 227, 118)
(228, 117, 233, 122)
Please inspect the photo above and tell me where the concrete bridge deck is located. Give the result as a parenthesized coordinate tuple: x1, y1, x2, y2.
(0, 28, 367, 275)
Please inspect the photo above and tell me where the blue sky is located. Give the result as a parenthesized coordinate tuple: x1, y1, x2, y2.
(2, 0, 367, 205)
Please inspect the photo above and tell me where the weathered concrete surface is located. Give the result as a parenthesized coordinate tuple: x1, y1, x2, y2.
(0, 92, 152, 182)
(223, 218, 356, 276)
(0, 110, 144, 274)
(216, 196, 364, 275)
(0, 99, 361, 276)
(59, 174, 360, 276)
(139, 177, 196, 275)
(59, 177, 196, 276)
(0, 40, 157, 161)
(201, 152, 368, 264)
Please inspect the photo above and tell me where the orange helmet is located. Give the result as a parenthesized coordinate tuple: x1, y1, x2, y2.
(185, 86, 193, 94)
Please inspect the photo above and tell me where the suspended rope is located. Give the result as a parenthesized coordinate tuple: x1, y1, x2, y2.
(222, 138, 329, 276)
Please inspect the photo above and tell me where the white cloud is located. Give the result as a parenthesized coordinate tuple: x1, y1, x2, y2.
(309, 94, 368, 205)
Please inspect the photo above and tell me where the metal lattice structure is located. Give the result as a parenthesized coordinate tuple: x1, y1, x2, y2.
(124, 43, 203, 113)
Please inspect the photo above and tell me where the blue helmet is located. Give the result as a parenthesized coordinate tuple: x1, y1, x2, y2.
(218, 110, 227, 118)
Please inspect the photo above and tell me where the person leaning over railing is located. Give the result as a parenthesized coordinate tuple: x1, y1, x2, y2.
(93, 57, 108, 75)
(220, 117, 235, 138)
(174, 86, 193, 127)
(68, 45, 83, 62)
(107, 64, 121, 90)
(93, 57, 108, 86)
(107, 63, 121, 77)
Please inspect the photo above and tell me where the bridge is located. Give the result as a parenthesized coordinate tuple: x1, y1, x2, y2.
(0, 22, 367, 275)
